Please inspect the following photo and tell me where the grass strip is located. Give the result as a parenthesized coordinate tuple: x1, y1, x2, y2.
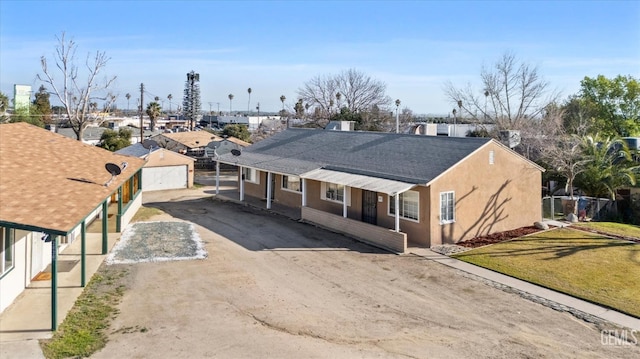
(40, 266, 128, 359)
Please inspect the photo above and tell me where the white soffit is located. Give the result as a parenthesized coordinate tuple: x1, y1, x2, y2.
(301, 169, 415, 195)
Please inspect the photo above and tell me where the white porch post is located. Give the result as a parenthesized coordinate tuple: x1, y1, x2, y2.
(239, 166, 245, 201)
(395, 194, 400, 232)
(215, 160, 220, 195)
(302, 178, 307, 207)
(266, 172, 272, 209)
(343, 186, 348, 218)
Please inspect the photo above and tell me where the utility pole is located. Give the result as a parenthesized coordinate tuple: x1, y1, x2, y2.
(139, 83, 144, 143)
(208, 102, 213, 128)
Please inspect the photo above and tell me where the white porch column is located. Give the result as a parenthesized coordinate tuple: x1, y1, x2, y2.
(343, 186, 348, 218)
(215, 160, 220, 194)
(239, 166, 245, 201)
(395, 194, 400, 232)
(266, 172, 272, 209)
(302, 178, 307, 207)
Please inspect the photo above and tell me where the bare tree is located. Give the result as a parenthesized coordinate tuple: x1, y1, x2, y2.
(537, 105, 588, 198)
(38, 32, 117, 141)
(297, 68, 391, 127)
(444, 52, 558, 136)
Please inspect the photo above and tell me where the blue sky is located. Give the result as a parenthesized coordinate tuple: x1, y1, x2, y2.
(1, 0, 638, 115)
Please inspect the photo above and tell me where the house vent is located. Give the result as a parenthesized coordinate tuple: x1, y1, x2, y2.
(489, 150, 494, 165)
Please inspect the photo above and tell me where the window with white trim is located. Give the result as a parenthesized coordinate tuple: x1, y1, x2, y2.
(389, 190, 419, 221)
(282, 175, 302, 192)
(440, 191, 455, 223)
(242, 168, 259, 184)
(321, 182, 348, 204)
(1, 227, 15, 276)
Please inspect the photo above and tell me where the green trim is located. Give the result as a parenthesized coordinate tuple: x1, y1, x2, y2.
(116, 187, 123, 232)
(0, 221, 67, 236)
(101, 201, 108, 255)
(81, 221, 86, 287)
(51, 234, 58, 331)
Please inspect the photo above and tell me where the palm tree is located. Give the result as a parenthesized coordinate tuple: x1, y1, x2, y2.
(167, 94, 173, 113)
(125, 93, 131, 113)
(247, 88, 252, 113)
(575, 135, 638, 200)
(336, 92, 342, 109)
(228, 94, 234, 115)
(146, 101, 162, 132)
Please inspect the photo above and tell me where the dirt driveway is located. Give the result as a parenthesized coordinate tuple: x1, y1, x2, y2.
(92, 194, 638, 358)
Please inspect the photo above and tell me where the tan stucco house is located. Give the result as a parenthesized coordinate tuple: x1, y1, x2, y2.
(217, 128, 543, 253)
(0, 123, 145, 328)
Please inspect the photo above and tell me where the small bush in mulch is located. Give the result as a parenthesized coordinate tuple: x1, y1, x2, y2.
(457, 226, 544, 248)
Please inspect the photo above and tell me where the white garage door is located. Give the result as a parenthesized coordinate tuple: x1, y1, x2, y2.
(143, 165, 188, 191)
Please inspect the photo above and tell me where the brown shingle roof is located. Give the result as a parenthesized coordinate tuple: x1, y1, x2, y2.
(0, 123, 145, 234)
(159, 131, 221, 148)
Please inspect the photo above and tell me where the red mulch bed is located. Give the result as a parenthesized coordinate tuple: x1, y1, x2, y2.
(457, 226, 545, 248)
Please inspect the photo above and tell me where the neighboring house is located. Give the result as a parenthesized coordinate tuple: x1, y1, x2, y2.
(0, 123, 145, 324)
(116, 143, 195, 191)
(56, 125, 163, 145)
(217, 128, 543, 253)
(151, 131, 223, 157)
(56, 126, 107, 145)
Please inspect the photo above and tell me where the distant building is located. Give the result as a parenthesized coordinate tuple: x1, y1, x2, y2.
(13, 84, 31, 111)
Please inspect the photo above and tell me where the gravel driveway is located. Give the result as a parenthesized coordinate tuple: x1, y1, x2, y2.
(92, 193, 639, 358)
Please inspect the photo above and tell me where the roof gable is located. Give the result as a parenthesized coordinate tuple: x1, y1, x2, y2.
(0, 123, 145, 234)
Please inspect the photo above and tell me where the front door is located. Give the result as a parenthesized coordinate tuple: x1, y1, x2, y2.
(362, 190, 377, 225)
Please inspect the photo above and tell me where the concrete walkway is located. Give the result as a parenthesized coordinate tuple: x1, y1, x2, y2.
(0, 232, 121, 359)
(410, 248, 640, 331)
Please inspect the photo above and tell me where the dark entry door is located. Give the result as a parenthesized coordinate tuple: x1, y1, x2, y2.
(362, 190, 377, 225)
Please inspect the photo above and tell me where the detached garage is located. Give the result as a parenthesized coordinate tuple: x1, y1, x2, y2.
(117, 144, 195, 192)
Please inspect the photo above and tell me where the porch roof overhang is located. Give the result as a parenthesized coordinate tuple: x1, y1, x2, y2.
(300, 169, 415, 196)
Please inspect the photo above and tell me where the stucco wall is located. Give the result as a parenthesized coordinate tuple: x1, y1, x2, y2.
(272, 174, 303, 208)
(121, 194, 143, 230)
(301, 207, 407, 253)
(243, 171, 264, 199)
(0, 230, 29, 313)
(376, 186, 432, 247)
(428, 142, 542, 246)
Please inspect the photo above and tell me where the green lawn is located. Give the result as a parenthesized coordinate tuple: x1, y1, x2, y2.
(573, 222, 640, 240)
(452, 227, 640, 318)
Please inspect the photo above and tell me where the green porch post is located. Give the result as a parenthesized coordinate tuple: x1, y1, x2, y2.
(102, 200, 108, 254)
(130, 176, 134, 200)
(51, 234, 58, 331)
(116, 187, 123, 232)
(81, 221, 86, 287)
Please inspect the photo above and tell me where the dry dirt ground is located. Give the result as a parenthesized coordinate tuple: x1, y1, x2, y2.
(90, 191, 639, 358)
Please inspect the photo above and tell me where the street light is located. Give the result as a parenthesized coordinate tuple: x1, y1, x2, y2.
(395, 99, 401, 133)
